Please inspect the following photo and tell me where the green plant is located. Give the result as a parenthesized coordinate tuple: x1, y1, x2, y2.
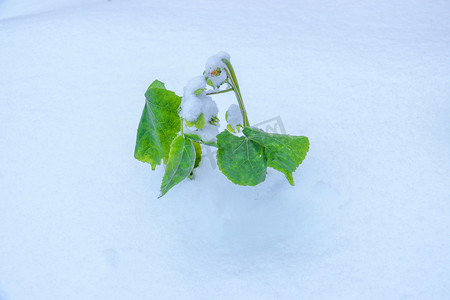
(135, 52, 309, 197)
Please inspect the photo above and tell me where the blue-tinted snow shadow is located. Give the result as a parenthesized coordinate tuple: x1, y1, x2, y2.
(0, 285, 8, 300)
(153, 158, 342, 278)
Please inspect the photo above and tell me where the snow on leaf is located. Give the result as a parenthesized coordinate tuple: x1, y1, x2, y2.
(226, 104, 243, 131)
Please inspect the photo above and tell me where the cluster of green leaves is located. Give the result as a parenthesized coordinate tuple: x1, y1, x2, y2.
(135, 80, 309, 197)
(134, 80, 201, 197)
(216, 128, 309, 186)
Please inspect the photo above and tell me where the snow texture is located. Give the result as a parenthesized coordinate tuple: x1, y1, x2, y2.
(180, 75, 219, 123)
(184, 122, 220, 143)
(180, 68, 219, 140)
(180, 90, 219, 141)
(201, 96, 219, 122)
(226, 104, 243, 130)
(181, 93, 220, 142)
(179, 95, 203, 121)
(0, 0, 449, 299)
(205, 51, 230, 88)
(183, 75, 206, 96)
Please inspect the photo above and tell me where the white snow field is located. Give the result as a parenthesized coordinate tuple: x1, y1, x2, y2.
(1, 0, 449, 299)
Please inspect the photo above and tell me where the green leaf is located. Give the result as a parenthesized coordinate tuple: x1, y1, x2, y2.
(210, 116, 219, 125)
(243, 127, 309, 185)
(184, 133, 218, 147)
(160, 136, 196, 197)
(194, 88, 205, 96)
(147, 80, 165, 89)
(226, 124, 235, 133)
(188, 142, 202, 179)
(193, 142, 202, 169)
(216, 130, 267, 186)
(185, 120, 195, 127)
(134, 80, 181, 169)
(194, 113, 205, 129)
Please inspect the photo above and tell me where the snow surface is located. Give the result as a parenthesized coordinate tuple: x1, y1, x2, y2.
(1, 0, 450, 299)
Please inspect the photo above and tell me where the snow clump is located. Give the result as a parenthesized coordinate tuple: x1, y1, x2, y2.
(179, 52, 233, 142)
(205, 51, 230, 89)
(226, 104, 243, 131)
(179, 76, 207, 121)
(183, 122, 219, 142)
(179, 77, 219, 142)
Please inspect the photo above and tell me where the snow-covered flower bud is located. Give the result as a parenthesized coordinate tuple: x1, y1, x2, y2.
(180, 75, 221, 142)
(180, 76, 207, 122)
(226, 104, 243, 133)
(204, 51, 230, 89)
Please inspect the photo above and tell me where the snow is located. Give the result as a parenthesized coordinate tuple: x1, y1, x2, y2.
(226, 104, 243, 131)
(179, 95, 203, 121)
(184, 122, 220, 143)
(200, 96, 219, 122)
(1, 0, 450, 299)
(205, 51, 230, 68)
(183, 75, 206, 96)
(180, 69, 219, 140)
(180, 91, 219, 141)
(180, 93, 219, 125)
(205, 52, 230, 88)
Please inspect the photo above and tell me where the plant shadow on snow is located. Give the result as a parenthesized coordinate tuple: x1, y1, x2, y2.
(168, 169, 339, 278)
(151, 118, 341, 277)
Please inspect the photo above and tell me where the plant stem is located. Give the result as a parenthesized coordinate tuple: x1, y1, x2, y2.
(222, 59, 250, 127)
(206, 88, 233, 96)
